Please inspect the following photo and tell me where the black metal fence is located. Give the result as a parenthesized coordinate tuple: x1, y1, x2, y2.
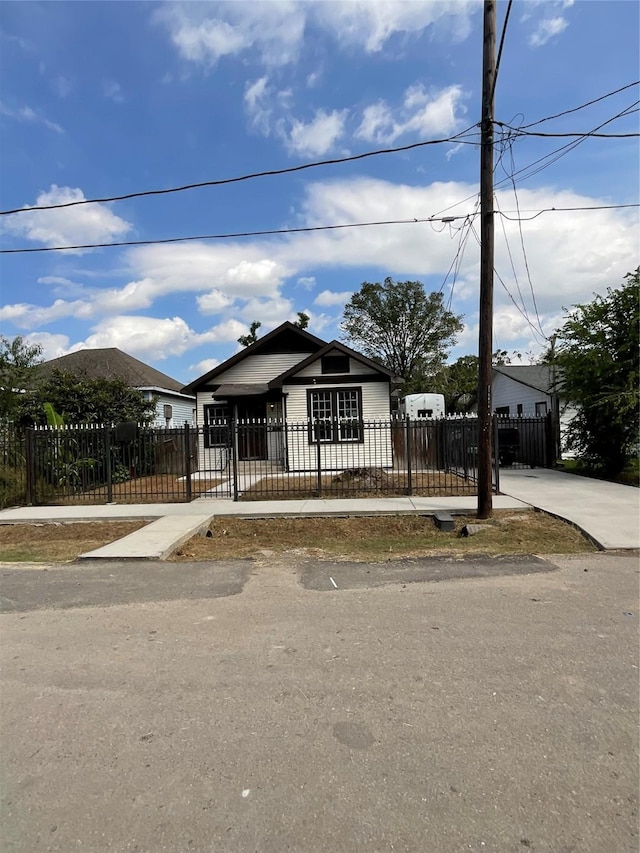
(1, 414, 556, 507)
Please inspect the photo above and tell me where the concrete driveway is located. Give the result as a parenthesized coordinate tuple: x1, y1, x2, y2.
(499, 467, 640, 549)
(1, 553, 638, 853)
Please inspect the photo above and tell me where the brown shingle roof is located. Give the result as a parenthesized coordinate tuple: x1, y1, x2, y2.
(34, 348, 186, 393)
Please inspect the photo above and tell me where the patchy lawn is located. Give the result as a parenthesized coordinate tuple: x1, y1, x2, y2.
(172, 510, 596, 562)
(240, 470, 476, 501)
(57, 474, 223, 504)
(0, 521, 148, 562)
(556, 458, 639, 488)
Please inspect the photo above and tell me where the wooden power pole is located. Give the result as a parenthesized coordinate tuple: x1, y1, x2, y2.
(477, 0, 496, 519)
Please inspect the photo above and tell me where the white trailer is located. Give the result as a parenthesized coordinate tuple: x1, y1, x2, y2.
(398, 393, 445, 419)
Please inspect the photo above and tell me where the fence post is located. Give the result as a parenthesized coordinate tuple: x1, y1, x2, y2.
(231, 417, 239, 502)
(315, 420, 322, 496)
(105, 425, 113, 502)
(183, 423, 192, 502)
(544, 411, 554, 467)
(462, 417, 469, 481)
(405, 416, 413, 496)
(492, 414, 500, 494)
(25, 427, 35, 505)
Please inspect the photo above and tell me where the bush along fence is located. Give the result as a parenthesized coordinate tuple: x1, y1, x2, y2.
(0, 413, 557, 507)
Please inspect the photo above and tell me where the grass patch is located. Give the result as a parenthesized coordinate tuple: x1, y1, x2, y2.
(239, 471, 477, 501)
(556, 458, 639, 488)
(172, 510, 595, 562)
(0, 520, 148, 562)
(56, 474, 223, 505)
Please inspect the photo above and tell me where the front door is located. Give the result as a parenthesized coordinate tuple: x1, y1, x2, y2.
(237, 400, 267, 460)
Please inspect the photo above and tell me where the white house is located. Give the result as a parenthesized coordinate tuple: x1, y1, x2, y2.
(182, 321, 399, 473)
(492, 364, 578, 456)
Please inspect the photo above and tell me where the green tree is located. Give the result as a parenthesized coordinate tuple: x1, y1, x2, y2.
(0, 335, 43, 420)
(433, 350, 519, 413)
(15, 369, 156, 427)
(294, 311, 310, 330)
(341, 278, 463, 394)
(237, 321, 261, 348)
(554, 268, 639, 476)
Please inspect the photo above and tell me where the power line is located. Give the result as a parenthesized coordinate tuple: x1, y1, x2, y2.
(495, 203, 639, 221)
(493, 102, 639, 189)
(0, 127, 481, 217)
(0, 214, 471, 254)
(1, 203, 636, 256)
(497, 124, 640, 139)
(519, 80, 640, 128)
(490, 0, 513, 104)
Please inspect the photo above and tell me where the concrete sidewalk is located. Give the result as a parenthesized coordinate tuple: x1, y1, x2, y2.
(1, 469, 637, 556)
(0, 495, 528, 561)
(499, 468, 640, 550)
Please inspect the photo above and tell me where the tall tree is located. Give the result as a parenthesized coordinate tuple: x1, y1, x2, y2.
(0, 335, 43, 421)
(237, 321, 261, 348)
(341, 278, 463, 393)
(554, 268, 639, 476)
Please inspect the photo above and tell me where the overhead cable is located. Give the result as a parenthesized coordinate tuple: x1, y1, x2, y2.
(0, 127, 480, 217)
(1, 203, 636, 255)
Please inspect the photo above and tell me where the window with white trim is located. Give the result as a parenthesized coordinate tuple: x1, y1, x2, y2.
(308, 388, 363, 443)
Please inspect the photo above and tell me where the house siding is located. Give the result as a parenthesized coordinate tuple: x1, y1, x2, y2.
(294, 356, 378, 378)
(282, 380, 392, 471)
(141, 391, 195, 428)
(492, 373, 551, 416)
(210, 353, 311, 385)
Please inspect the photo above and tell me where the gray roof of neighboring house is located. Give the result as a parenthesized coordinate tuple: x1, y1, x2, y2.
(34, 348, 188, 394)
(492, 364, 563, 394)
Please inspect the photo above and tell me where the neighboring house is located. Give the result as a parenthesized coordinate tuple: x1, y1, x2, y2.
(492, 364, 578, 456)
(35, 348, 195, 428)
(182, 321, 399, 472)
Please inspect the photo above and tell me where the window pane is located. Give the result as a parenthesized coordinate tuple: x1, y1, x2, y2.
(311, 391, 333, 442)
(338, 390, 361, 441)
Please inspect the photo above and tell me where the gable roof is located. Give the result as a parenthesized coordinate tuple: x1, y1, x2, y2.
(182, 321, 327, 394)
(34, 348, 187, 394)
(270, 340, 398, 387)
(492, 364, 563, 395)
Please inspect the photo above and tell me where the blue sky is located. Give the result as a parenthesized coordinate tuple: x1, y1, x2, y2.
(1, 0, 638, 385)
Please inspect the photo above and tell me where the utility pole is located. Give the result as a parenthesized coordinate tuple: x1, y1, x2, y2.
(477, 0, 496, 519)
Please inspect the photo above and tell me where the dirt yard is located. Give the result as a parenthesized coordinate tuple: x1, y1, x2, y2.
(0, 521, 148, 562)
(173, 510, 596, 561)
(58, 474, 222, 504)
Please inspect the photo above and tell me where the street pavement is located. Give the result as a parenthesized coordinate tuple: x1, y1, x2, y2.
(1, 551, 638, 853)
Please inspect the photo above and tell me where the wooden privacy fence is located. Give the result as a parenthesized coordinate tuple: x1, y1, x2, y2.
(0, 413, 557, 506)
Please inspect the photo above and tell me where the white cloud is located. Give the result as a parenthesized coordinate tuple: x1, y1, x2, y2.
(244, 76, 271, 133)
(529, 16, 569, 47)
(2, 185, 132, 254)
(356, 84, 466, 145)
(52, 75, 73, 98)
(0, 101, 63, 134)
(158, 1, 478, 71)
(157, 1, 306, 68)
(70, 315, 199, 359)
(196, 289, 234, 315)
(314, 289, 353, 307)
(311, 0, 479, 53)
(297, 276, 316, 290)
(238, 296, 296, 325)
(103, 80, 124, 102)
(23, 332, 71, 361)
(285, 108, 348, 157)
(189, 357, 219, 376)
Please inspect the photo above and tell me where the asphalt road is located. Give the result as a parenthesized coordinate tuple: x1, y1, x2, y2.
(1, 552, 638, 853)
